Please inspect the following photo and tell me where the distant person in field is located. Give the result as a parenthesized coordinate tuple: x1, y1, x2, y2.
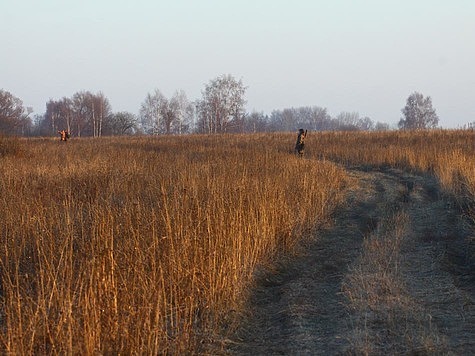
(58, 130, 70, 142)
(295, 129, 307, 156)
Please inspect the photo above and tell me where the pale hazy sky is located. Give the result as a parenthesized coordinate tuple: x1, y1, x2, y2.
(2, 0, 474, 127)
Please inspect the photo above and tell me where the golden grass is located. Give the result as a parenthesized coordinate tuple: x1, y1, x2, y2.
(0, 134, 348, 353)
(307, 130, 474, 204)
(0, 130, 473, 354)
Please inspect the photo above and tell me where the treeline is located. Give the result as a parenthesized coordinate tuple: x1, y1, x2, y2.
(1, 74, 473, 137)
(0, 93, 388, 138)
(265, 108, 390, 132)
(0, 89, 138, 137)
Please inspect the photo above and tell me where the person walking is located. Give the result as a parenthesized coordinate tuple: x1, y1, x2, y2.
(295, 129, 307, 157)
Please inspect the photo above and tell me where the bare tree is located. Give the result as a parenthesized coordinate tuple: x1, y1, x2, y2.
(139, 89, 166, 134)
(298, 106, 330, 131)
(45, 97, 73, 134)
(71, 91, 111, 137)
(107, 111, 138, 135)
(72, 91, 92, 137)
(266, 107, 377, 132)
(196, 74, 247, 133)
(357, 116, 375, 131)
(281, 108, 299, 131)
(169, 90, 193, 134)
(242, 111, 268, 133)
(335, 112, 360, 131)
(91, 92, 110, 137)
(140, 89, 192, 135)
(0, 89, 32, 135)
(399, 92, 439, 130)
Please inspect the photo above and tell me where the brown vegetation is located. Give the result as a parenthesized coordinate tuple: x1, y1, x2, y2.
(312, 129, 475, 231)
(229, 130, 474, 354)
(0, 135, 23, 158)
(311, 130, 474, 201)
(0, 130, 473, 354)
(0, 134, 347, 353)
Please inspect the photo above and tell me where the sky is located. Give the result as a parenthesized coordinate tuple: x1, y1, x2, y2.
(1, 0, 474, 128)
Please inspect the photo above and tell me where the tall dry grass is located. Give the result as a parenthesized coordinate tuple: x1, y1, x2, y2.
(0, 134, 348, 353)
(1, 130, 472, 353)
(310, 130, 474, 354)
(304, 130, 474, 221)
(309, 130, 474, 194)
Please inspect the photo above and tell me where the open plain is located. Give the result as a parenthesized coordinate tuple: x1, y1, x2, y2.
(0, 131, 473, 354)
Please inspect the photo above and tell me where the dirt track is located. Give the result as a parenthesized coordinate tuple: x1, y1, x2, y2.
(226, 167, 474, 355)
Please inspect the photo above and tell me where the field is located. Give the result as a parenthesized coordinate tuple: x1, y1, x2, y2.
(0, 130, 473, 354)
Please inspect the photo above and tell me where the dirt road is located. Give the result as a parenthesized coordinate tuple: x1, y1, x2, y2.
(226, 167, 474, 355)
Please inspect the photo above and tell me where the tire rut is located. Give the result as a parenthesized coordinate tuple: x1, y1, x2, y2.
(395, 170, 475, 353)
(227, 169, 405, 354)
(225, 167, 474, 355)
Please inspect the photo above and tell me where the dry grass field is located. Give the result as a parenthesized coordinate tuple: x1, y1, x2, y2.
(228, 130, 474, 355)
(0, 130, 473, 354)
(311, 130, 474, 204)
(0, 134, 348, 354)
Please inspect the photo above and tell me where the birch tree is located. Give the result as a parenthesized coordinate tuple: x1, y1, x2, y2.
(45, 97, 73, 134)
(399, 92, 439, 130)
(196, 74, 247, 134)
(139, 90, 166, 134)
(71, 91, 111, 137)
(140, 89, 192, 134)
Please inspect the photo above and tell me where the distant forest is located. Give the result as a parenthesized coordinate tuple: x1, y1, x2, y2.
(1, 75, 473, 137)
(0, 90, 390, 137)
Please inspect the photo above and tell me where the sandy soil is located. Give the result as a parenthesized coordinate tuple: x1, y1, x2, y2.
(225, 167, 474, 355)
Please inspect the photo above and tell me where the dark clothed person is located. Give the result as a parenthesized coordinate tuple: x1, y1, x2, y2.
(295, 129, 307, 156)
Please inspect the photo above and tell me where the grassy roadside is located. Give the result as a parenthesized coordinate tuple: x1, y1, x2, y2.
(308, 130, 474, 203)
